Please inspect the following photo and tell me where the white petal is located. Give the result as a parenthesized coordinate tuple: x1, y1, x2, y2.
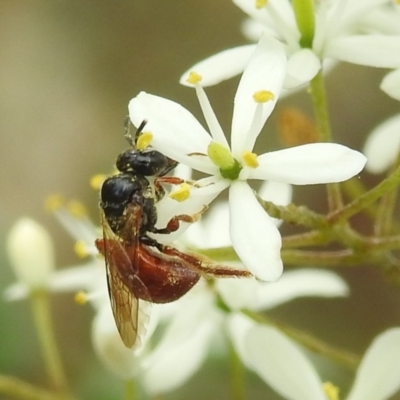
(143, 317, 216, 395)
(92, 305, 140, 380)
(362, 7, 400, 35)
(4, 283, 28, 301)
(128, 92, 216, 174)
(233, 0, 274, 26)
(217, 277, 262, 311)
(326, 35, 400, 68)
(180, 45, 256, 87)
(252, 269, 349, 310)
(182, 201, 232, 248)
(7, 218, 55, 289)
(246, 325, 326, 400)
(346, 328, 400, 400)
(363, 114, 400, 174)
(285, 49, 321, 89)
(231, 35, 287, 155)
(229, 181, 283, 281)
(381, 69, 400, 101)
(4, 262, 102, 301)
(226, 313, 256, 367)
(217, 269, 348, 311)
(254, 143, 367, 184)
(258, 181, 292, 206)
(143, 288, 218, 394)
(241, 18, 270, 42)
(234, 0, 298, 42)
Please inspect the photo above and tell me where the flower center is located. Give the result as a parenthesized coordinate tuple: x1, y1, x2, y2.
(207, 141, 242, 180)
(323, 382, 340, 400)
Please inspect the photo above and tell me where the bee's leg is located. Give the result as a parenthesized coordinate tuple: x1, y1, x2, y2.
(153, 176, 201, 202)
(150, 205, 208, 235)
(139, 235, 164, 252)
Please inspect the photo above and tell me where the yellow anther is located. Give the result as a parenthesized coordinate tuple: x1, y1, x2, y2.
(255, 0, 267, 9)
(136, 131, 153, 151)
(169, 183, 191, 202)
(74, 240, 89, 258)
(242, 151, 259, 168)
(74, 291, 88, 305)
(253, 90, 275, 103)
(90, 174, 106, 190)
(186, 71, 203, 85)
(323, 382, 340, 400)
(45, 194, 65, 212)
(208, 142, 235, 169)
(67, 200, 87, 218)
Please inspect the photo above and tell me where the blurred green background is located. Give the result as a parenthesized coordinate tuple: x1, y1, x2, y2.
(1, 1, 400, 399)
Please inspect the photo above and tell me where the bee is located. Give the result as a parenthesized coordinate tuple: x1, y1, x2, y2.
(96, 119, 251, 348)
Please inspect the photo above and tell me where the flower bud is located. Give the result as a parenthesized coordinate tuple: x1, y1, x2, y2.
(7, 218, 55, 290)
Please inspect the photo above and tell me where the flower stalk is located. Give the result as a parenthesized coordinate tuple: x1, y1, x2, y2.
(29, 289, 70, 399)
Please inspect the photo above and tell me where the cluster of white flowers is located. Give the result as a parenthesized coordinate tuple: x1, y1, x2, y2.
(5, 0, 400, 399)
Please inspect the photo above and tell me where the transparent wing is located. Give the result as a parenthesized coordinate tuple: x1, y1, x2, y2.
(100, 209, 141, 349)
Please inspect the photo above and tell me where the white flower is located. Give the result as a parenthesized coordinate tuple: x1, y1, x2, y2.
(180, 0, 400, 88)
(92, 179, 349, 395)
(241, 324, 400, 400)
(129, 35, 367, 281)
(6, 218, 55, 291)
(363, 114, 400, 174)
(5, 199, 105, 303)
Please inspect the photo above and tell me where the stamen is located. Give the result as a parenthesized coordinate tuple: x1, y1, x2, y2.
(253, 90, 275, 103)
(136, 131, 153, 150)
(323, 382, 340, 400)
(242, 151, 259, 168)
(67, 200, 87, 218)
(90, 174, 106, 190)
(186, 71, 203, 85)
(255, 0, 267, 8)
(169, 183, 191, 202)
(45, 194, 65, 212)
(74, 240, 89, 258)
(74, 291, 88, 305)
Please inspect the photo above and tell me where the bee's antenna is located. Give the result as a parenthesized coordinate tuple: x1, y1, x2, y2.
(123, 116, 148, 148)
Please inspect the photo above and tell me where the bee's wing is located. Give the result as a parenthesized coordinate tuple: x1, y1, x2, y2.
(99, 209, 142, 349)
(106, 253, 139, 348)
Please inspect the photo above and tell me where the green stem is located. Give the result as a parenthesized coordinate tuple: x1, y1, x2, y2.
(124, 379, 135, 400)
(260, 200, 328, 230)
(229, 341, 246, 400)
(281, 248, 364, 267)
(292, 0, 315, 48)
(0, 375, 55, 400)
(242, 311, 360, 370)
(309, 71, 332, 143)
(309, 71, 343, 212)
(282, 230, 329, 248)
(328, 163, 400, 223)
(374, 156, 400, 236)
(30, 290, 69, 398)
